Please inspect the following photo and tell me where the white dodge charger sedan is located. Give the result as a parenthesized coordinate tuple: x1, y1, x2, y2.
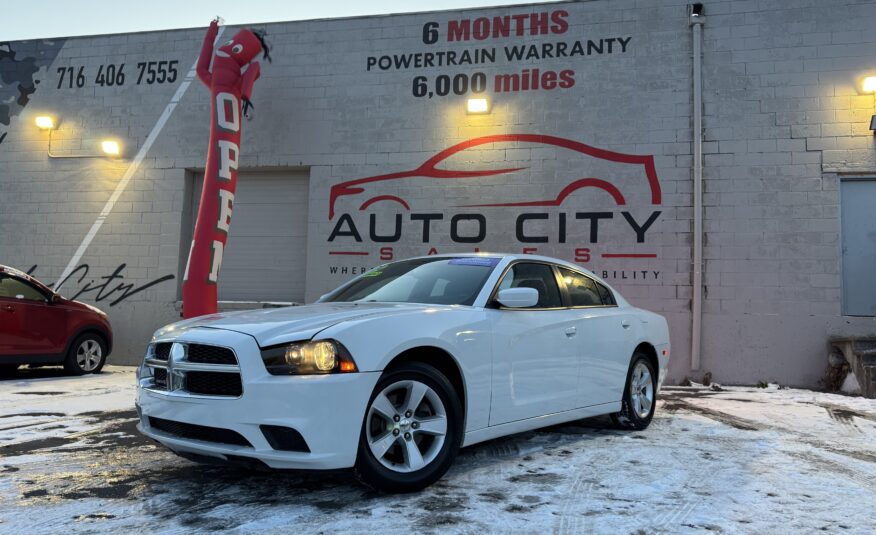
(136, 254, 670, 492)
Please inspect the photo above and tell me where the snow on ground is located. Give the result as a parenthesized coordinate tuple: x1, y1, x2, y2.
(0, 367, 137, 448)
(1, 367, 875, 534)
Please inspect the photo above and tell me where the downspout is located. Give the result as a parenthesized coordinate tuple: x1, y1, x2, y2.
(689, 5, 704, 371)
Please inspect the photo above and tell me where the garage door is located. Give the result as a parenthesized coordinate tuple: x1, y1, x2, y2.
(190, 171, 309, 302)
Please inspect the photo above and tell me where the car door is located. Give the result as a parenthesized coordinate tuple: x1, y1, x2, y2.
(557, 267, 636, 406)
(487, 262, 581, 425)
(0, 276, 27, 355)
(0, 275, 67, 355)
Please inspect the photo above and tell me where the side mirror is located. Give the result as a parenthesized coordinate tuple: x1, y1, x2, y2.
(496, 287, 539, 308)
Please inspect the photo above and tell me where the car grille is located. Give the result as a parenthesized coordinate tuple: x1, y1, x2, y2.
(186, 371, 243, 396)
(154, 342, 171, 360)
(154, 368, 168, 388)
(148, 416, 251, 447)
(187, 344, 237, 365)
(143, 342, 242, 397)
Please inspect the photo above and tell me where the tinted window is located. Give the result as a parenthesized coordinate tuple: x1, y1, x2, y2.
(497, 263, 563, 308)
(0, 276, 46, 302)
(326, 257, 498, 306)
(558, 267, 603, 307)
(596, 281, 616, 306)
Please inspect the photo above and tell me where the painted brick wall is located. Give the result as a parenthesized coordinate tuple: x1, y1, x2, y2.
(1, 0, 875, 387)
(697, 0, 876, 385)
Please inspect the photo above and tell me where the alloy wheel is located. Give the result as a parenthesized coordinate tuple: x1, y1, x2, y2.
(76, 339, 103, 372)
(629, 360, 653, 419)
(365, 379, 448, 473)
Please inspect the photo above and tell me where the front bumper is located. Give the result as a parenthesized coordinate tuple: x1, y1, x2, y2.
(136, 329, 380, 470)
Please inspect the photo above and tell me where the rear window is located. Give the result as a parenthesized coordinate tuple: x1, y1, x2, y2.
(596, 281, 616, 306)
(558, 268, 602, 306)
(558, 267, 615, 307)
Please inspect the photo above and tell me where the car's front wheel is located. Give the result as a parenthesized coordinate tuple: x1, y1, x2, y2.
(64, 334, 107, 375)
(355, 362, 462, 492)
(611, 352, 657, 430)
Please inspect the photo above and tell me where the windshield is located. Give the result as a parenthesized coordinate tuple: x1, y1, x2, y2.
(325, 257, 500, 306)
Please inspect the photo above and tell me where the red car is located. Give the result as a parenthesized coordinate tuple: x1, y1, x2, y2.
(0, 265, 112, 376)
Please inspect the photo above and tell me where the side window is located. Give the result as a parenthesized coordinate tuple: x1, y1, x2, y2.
(558, 268, 603, 307)
(0, 276, 47, 302)
(595, 281, 616, 306)
(497, 263, 563, 308)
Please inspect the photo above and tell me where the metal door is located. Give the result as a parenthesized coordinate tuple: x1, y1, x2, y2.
(841, 179, 876, 316)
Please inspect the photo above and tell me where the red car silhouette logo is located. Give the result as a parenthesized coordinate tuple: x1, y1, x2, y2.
(329, 134, 662, 220)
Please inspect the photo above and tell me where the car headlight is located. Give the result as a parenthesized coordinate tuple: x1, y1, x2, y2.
(260, 339, 358, 376)
(137, 343, 156, 381)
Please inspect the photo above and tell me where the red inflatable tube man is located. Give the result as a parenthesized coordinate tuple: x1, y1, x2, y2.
(182, 20, 269, 318)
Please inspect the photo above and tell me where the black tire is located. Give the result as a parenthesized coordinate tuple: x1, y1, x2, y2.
(0, 364, 19, 377)
(63, 333, 107, 375)
(354, 362, 463, 493)
(610, 352, 657, 431)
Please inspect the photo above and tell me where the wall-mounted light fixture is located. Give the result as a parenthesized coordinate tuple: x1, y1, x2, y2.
(35, 116, 56, 130)
(35, 113, 124, 158)
(466, 97, 491, 115)
(100, 140, 121, 156)
(864, 76, 876, 134)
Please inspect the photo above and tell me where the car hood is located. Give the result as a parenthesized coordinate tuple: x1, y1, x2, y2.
(154, 302, 455, 347)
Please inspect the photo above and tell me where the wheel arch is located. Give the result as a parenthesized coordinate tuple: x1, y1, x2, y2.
(65, 325, 112, 357)
(633, 341, 658, 374)
(384, 345, 467, 428)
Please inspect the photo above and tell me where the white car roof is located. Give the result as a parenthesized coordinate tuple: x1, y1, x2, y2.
(398, 252, 630, 307)
(403, 252, 598, 277)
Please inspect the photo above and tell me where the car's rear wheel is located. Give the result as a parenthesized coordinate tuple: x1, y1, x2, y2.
(355, 362, 462, 493)
(64, 334, 107, 375)
(0, 364, 19, 377)
(610, 352, 657, 430)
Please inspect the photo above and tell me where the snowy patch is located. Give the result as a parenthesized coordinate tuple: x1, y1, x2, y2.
(1, 368, 875, 534)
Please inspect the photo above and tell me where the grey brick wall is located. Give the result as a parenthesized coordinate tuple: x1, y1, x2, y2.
(1, 0, 875, 387)
(696, 0, 876, 385)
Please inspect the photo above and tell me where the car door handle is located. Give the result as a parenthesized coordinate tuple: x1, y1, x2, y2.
(565, 327, 577, 337)
(3, 305, 14, 312)
(621, 319, 631, 329)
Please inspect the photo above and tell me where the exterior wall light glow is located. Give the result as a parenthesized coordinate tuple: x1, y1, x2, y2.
(466, 97, 491, 115)
(101, 140, 121, 156)
(34, 114, 124, 158)
(35, 116, 56, 130)
(864, 76, 876, 133)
